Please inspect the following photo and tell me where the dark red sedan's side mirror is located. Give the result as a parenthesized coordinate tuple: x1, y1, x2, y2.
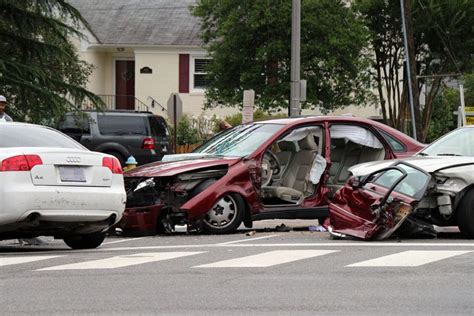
(349, 176, 362, 188)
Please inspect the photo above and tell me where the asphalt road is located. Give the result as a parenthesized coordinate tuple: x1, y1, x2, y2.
(1, 221, 473, 315)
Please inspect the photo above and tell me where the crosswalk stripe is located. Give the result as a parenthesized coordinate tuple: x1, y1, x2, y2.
(37, 252, 204, 271)
(193, 250, 338, 268)
(347, 250, 471, 267)
(0, 256, 62, 267)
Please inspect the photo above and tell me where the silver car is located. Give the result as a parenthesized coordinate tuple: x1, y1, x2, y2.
(327, 126, 474, 240)
(0, 123, 126, 249)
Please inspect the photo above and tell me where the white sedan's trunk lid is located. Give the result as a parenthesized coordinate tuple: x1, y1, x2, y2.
(2, 147, 113, 187)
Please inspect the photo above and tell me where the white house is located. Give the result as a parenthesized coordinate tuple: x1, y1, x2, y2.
(71, 0, 380, 119)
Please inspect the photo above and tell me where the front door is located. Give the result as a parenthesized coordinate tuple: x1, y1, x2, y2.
(115, 60, 135, 110)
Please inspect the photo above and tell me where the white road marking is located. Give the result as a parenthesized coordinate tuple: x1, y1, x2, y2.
(347, 250, 471, 267)
(38, 252, 204, 271)
(0, 256, 61, 267)
(194, 250, 338, 268)
(102, 242, 474, 252)
(102, 238, 145, 245)
(218, 234, 281, 245)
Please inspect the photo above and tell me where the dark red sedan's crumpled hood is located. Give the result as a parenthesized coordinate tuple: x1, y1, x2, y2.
(124, 155, 241, 177)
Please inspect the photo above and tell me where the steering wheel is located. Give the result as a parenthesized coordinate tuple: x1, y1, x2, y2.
(261, 150, 281, 187)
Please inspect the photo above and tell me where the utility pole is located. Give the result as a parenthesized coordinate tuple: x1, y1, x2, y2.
(289, 0, 301, 117)
(400, 0, 418, 140)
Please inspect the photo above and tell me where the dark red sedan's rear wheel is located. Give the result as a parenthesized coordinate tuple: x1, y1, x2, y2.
(202, 193, 244, 234)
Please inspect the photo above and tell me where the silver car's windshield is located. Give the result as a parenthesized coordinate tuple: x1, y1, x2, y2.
(421, 127, 474, 157)
(194, 123, 284, 157)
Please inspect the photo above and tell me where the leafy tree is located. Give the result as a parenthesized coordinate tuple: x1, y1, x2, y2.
(427, 73, 474, 142)
(0, 0, 101, 125)
(193, 0, 373, 113)
(355, 0, 474, 142)
(426, 87, 458, 142)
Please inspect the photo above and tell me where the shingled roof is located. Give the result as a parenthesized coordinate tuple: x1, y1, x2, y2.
(69, 0, 203, 46)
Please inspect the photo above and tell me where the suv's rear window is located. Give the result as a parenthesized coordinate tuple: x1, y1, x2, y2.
(58, 115, 91, 134)
(98, 115, 148, 136)
(148, 116, 168, 137)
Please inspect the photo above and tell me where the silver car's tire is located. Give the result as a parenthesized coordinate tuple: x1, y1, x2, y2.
(457, 189, 474, 239)
(202, 193, 244, 234)
(63, 232, 106, 249)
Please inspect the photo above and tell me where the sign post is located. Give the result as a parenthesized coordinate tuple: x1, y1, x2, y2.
(167, 93, 183, 153)
(460, 84, 467, 126)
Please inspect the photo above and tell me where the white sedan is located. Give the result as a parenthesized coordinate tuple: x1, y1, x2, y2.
(0, 122, 126, 249)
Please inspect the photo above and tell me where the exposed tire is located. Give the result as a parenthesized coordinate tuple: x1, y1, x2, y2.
(63, 232, 106, 249)
(202, 193, 245, 234)
(457, 189, 474, 239)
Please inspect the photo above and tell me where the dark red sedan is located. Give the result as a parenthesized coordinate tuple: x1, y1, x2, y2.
(118, 116, 424, 235)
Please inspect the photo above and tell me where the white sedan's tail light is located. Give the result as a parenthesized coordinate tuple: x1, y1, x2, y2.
(0, 155, 43, 171)
(102, 157, 123, 174)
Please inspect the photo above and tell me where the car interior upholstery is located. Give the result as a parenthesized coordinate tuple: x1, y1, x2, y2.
(263, 134, 319, 204)
(273, 140, 297, 184)
(327, 138, 385, 196)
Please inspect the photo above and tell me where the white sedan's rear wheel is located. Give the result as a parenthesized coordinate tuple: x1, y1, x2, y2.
(202, 193, 244, 234)
(63, 232, 106, 249)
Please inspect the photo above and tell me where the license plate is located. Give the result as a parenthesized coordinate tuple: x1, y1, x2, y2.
(59, 166, 86, 182)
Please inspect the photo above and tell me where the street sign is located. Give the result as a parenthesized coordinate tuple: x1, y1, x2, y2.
(300, 79, 307, 102)
(167, 93, 183, 123)
(242, 90, 255, 124)
(466, 106, 474, 126)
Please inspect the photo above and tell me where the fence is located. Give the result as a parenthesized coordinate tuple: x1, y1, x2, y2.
(175, 143, 201, 154)
(80, 95, 150, 112)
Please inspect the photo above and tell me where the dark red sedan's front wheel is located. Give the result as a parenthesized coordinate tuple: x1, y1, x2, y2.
(202, 193, 245, 234)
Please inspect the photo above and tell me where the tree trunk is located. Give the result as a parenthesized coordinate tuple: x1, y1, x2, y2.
(375, 55, 388, 124)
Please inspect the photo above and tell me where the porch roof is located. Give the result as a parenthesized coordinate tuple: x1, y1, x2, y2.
(69, 0, 203, 46)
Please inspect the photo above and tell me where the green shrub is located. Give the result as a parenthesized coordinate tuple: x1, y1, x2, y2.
(175, 114, 200, 145)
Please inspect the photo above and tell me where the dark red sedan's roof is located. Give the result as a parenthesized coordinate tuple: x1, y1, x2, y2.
(258, 116, 424, 153)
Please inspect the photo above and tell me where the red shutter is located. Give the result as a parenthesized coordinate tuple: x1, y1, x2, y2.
(179, 54, 190, 93)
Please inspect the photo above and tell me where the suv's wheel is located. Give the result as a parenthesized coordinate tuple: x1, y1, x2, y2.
(63, 232, 106, 249)
(202, 193, 244, 234)
(457, 189, 474, 239)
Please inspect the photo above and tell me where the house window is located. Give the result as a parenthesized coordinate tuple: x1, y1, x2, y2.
(191, 57, 211, 90)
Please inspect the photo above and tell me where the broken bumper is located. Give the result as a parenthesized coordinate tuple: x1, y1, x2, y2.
(116, 204, 163, 236)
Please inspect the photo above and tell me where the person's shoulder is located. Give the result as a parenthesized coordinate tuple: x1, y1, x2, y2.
(5, 113, 13, 121)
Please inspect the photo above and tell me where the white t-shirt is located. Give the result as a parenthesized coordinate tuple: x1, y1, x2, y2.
(0, 116, 6, 122)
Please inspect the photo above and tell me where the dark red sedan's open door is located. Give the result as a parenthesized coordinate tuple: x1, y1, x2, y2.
(327, 162, 431, 240)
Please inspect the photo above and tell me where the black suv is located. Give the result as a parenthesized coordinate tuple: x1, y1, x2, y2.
(59, 111, 170, 165)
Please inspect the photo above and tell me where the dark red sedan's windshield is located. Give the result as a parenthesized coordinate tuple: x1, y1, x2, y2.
(194, 124, 283, 157)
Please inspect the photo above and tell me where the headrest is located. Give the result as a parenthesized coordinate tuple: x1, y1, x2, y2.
(278, 141, 297, 152)
(298, 134, 318, 151)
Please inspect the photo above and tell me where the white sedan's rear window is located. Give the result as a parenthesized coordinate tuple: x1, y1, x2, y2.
(0, 124, 84, 149)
